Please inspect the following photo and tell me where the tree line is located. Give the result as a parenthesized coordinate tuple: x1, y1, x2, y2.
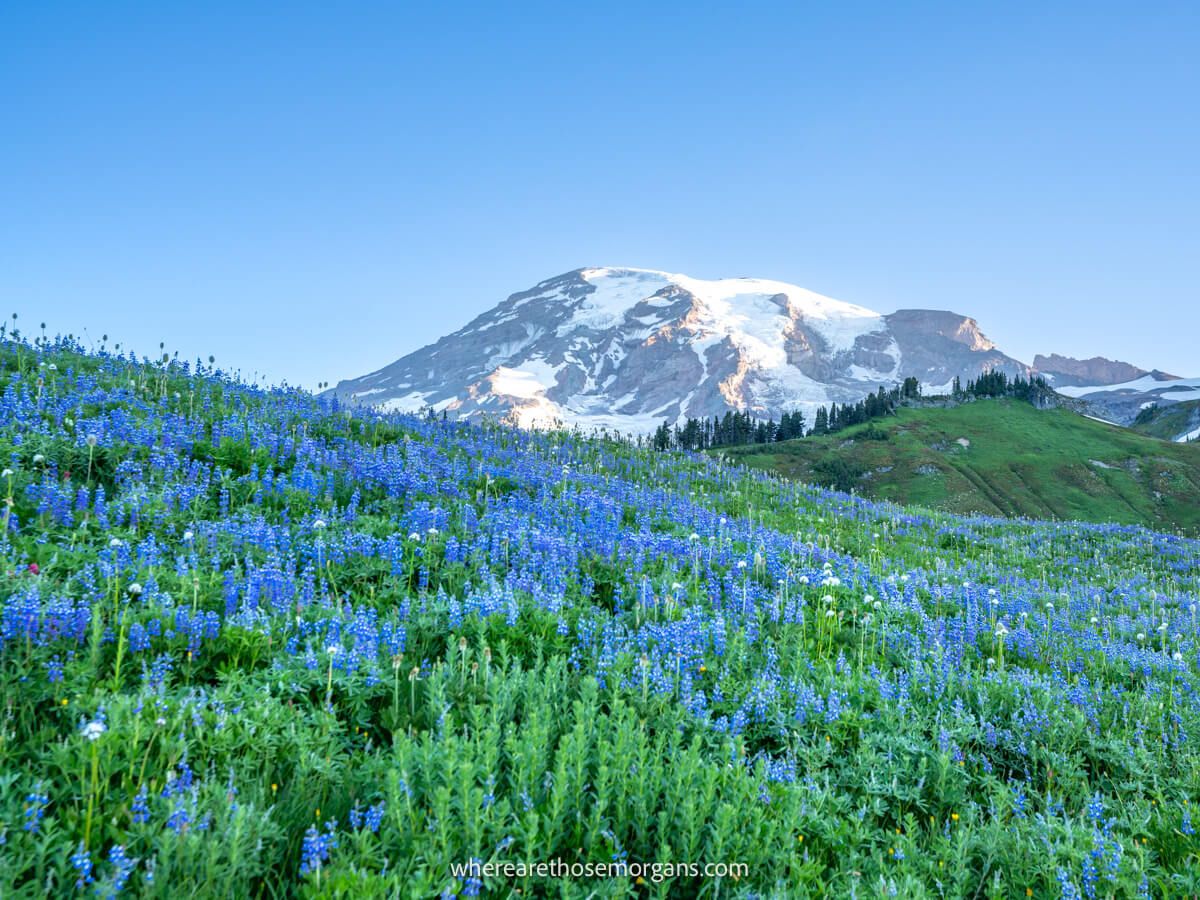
(651, 371, 1051, 451)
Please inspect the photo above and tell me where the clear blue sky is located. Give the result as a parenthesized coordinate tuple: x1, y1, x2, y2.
(2, 1, 1197, 387)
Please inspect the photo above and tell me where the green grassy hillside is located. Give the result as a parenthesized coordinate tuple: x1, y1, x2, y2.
(6, 336, 1200, 896)
(1131, 398, 1200, 442)
(720, 400, 1200, 532)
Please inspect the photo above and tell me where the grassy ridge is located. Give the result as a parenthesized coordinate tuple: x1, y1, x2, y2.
(720, 400, 1200, 533)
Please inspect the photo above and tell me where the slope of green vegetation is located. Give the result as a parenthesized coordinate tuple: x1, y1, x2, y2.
(1132, 398, 1200, 442)
(721, 400, 1200, 533)
(5, 335, 1200, 898)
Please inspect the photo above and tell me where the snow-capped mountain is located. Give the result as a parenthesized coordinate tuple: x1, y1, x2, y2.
(328, 266, 1032, 431)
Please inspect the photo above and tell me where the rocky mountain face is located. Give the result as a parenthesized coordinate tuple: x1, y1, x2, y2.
(1033, 353, 1177, 388)
(1029, 354, 1196, 427)
(328, 267, 1034, 432)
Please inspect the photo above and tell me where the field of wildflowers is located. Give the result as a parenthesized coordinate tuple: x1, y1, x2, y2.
(1, 330, 1198, 898)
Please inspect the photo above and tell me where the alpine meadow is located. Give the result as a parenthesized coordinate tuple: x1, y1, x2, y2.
(2, 327, 1199, 898)
(4, 6, 1200, 898)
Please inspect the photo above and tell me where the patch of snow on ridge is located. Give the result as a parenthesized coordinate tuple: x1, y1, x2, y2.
(695, 289, 794, 370)
(484, 359, 573, 429)
(672, 273, 885, 355)
(573, 268, 672, 331)
(1057, 375, 1200, 399)
(378, 391, 432, 413)
(488, 367, 551, 400)
(1178, 426, 1200, 443)
(517, 357, 564, 389)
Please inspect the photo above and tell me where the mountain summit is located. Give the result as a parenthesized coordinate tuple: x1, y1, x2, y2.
(329, 267, 1032, 430)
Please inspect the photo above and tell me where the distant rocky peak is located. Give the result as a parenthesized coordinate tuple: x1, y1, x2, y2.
(1033, 353, 1177, 388)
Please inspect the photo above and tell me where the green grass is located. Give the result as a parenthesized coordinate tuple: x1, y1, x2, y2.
(1131, 399, 1200, 442)
(5, 338, 1200, 897)
(720, 400, 1200, 533)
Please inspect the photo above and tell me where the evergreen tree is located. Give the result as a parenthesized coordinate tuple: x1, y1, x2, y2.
(652, 421, 672, 451)
(813, 406, 828, 435)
